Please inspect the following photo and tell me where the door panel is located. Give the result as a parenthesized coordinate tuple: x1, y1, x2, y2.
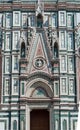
(30, 110, 49, 130)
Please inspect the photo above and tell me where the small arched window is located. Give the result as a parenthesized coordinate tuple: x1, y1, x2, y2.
(21, 42, 25, 58)
(13, 120, 17, 130)
(54, 42, 58, 58)
(63, 119, 67, 130)
(37, 13, 43, 28)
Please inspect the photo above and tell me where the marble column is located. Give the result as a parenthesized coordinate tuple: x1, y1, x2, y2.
(26, 105, 30, 130)
(48, 107, 53, 130)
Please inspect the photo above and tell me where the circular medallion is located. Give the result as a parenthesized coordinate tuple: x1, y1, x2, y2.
(33, 57, 45, 70)
(35, 58, 44, 68)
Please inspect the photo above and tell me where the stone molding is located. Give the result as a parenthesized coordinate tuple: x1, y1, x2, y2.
(0, 2, 80, 11)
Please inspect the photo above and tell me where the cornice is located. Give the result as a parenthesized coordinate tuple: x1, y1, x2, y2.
(0, 2, 80, 11)
(45, 2, 80, 11)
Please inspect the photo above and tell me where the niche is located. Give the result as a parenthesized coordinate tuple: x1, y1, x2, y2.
(21, 42, 25, 58)
(54, 42, 58, 58)
(37, 13, 43, 28)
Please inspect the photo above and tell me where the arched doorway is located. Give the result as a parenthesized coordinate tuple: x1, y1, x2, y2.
(25, 77, 53, 130)
(30, 109, 49, 130)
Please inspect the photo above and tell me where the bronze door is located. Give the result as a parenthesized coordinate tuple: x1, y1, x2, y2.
(30, 110, 49, 130)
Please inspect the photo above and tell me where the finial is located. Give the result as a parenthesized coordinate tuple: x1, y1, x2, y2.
(38, 0, 43, 4)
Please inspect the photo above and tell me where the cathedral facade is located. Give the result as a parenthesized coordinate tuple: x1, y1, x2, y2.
(0, 0, 80, 130)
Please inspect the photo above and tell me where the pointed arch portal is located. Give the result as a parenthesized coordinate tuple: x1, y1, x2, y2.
(25, 77, 53, 130)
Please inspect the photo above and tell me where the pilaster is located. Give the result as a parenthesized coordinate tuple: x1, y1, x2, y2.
(26, 105, 30, 130)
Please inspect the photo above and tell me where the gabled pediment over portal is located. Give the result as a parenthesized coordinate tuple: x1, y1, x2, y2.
(27, 32, 52, 75)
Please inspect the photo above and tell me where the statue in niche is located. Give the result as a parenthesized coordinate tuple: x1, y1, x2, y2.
(54, 43, 58, 58)
(21, 42, 25, 58)
(37, 13, 43, 28)
(36, 0, 44, 27)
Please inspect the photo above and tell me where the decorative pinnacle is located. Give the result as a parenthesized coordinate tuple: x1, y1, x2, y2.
(38, 0, 43, 4)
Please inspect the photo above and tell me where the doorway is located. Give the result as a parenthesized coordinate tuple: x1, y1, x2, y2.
(30, 109, 49, 130)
